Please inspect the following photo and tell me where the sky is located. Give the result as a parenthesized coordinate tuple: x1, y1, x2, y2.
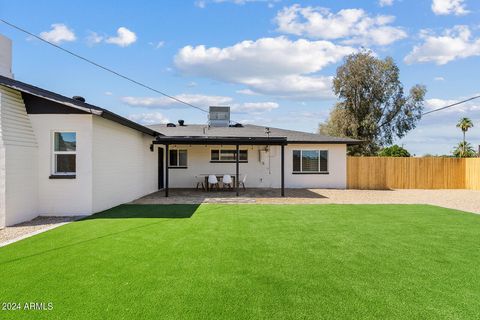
(0, 0, 479, 156)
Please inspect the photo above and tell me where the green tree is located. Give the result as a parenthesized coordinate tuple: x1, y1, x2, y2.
(456, 117, 474, 155)
(319, 51, 426, 155)
(453, 141, 476, 158)
(378, 145, 411, 157)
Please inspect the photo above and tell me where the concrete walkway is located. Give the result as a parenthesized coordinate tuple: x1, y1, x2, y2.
(132, 188, 480, 214)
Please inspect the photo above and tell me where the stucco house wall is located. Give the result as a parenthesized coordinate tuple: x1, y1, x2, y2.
(285, 144, 347, 189)
(29, 114, 94, 216)
(166, 143, 347, 189)
(92, 116, 157, 213)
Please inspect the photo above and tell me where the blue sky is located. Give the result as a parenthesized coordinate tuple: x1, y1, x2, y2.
(0, 0, 479, 155)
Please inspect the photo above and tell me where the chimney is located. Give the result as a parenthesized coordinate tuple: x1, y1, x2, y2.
(0, 34, 13, 79)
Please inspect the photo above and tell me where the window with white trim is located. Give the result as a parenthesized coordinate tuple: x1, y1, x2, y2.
(210, 149, 248, 162)
(292, 150, 328, 173)
(53, 132, 76, 174)
(169, 149, 188, 167)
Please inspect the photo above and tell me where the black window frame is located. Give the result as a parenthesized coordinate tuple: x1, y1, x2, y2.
(210, 149, 248, 163)
(52, 131, 77, 175)
(169, 149, 188, 168)
(292, 149, 329, 174)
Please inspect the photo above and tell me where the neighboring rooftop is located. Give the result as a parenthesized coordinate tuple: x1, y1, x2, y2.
(149, 123, 360, 145)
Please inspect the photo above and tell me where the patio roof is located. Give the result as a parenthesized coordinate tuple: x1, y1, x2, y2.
(153, 136, 287, 145)
(149, 123, 361, 145)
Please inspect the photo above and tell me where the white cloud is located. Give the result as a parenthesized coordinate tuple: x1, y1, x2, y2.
(123, 93, 279, 115)
(236, 89, 258, 95)
(425, 97, 480, 113)
(274, 5, 407, 46)
(39, 24, 76, 44)
(104, 91, 113, 96)
(434, 76, 445, 81)
(431, 0, 469, 16)
(174, 36, 354, 99)
(404, 26, 480, 65)
(379, 0, 394, 7)
(86, 31, 103, 45)
(242, 75, 334, 99)
(149, 41, 165, 49)
(128, 112, 169, 125)
(122, 94, 233, 109)
(399, 95, 480, 155)
(231, 102, 279, 113)
(105, 27, 137, 47)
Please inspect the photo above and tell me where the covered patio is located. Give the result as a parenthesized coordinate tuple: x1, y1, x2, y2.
(153, 136, 288, 197)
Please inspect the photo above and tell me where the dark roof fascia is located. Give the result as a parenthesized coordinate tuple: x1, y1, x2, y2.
(154, 136, 288, 145)
(0, 76, 158, 137)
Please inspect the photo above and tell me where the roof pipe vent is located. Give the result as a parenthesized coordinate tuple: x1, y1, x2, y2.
(72, 96, 86, 103)
(178, 119, 185, 126)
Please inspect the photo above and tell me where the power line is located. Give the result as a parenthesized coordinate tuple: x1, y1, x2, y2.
(0, 18, 208, 113)
(422, 95, 480, 116)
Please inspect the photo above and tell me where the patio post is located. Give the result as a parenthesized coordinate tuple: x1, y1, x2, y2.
(281, 144, 285, 197)
(236, 144, 239, 197)
(165, 144, 169, 197)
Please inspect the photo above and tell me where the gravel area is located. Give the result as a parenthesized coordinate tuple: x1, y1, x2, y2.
(0, 216, 82, 247)
(133, 188, 480, 214)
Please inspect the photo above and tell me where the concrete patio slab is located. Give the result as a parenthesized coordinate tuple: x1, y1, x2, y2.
(131, 188, 480, 214)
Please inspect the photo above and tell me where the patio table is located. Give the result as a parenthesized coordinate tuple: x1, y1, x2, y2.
(199, 174, 237, 191)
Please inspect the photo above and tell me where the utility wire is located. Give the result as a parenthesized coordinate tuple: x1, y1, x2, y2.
(422, 95, 480, 116)
(0, 18, 208, 113)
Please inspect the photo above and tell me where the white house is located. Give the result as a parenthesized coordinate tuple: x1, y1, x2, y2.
(0, 34, 359, 227)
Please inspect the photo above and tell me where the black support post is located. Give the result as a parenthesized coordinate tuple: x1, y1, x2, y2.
(236, 144, 240, 197)
(165, 144, 169, 197)
(281, 144, 285, 197)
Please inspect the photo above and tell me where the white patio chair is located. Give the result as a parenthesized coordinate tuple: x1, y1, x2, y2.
(208, 174, 219, 191)
(222, 174, 233, 190)
(194, 175, 205, 190)
(240, 174, 247, 190)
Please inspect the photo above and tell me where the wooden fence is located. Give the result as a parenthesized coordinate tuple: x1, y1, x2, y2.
(347, 157, 480, 190)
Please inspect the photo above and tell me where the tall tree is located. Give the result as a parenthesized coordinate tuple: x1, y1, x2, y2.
(319, 51, 426, 155)
(378, 145, 411, 157)
(456, 117, 474, 155)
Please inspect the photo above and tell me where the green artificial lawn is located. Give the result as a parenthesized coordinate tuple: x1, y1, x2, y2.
(1, 204, 480, 319)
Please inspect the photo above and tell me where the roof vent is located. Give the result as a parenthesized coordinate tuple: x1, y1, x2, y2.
(230, 123, 243, 128)
(166, 123, 176, 127)
(72, 96, 86, 103)
(178, 119, 185, 126)
(208, 106, 230, 127)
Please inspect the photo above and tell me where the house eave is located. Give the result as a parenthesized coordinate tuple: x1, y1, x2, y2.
(153, 136, 288, 145)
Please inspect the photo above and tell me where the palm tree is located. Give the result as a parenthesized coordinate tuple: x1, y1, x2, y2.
(456, 117, 474, 155)
(453, 141, 476, 158)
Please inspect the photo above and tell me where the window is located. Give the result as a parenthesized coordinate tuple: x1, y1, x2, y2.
(53, 132, 76, 174)
(211, 149, 248, 162)
(169, 149, 187, 168)
(292, 150, 328, 173)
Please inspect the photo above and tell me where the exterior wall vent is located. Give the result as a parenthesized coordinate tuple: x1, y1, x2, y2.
(208, 106, 230, 127)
